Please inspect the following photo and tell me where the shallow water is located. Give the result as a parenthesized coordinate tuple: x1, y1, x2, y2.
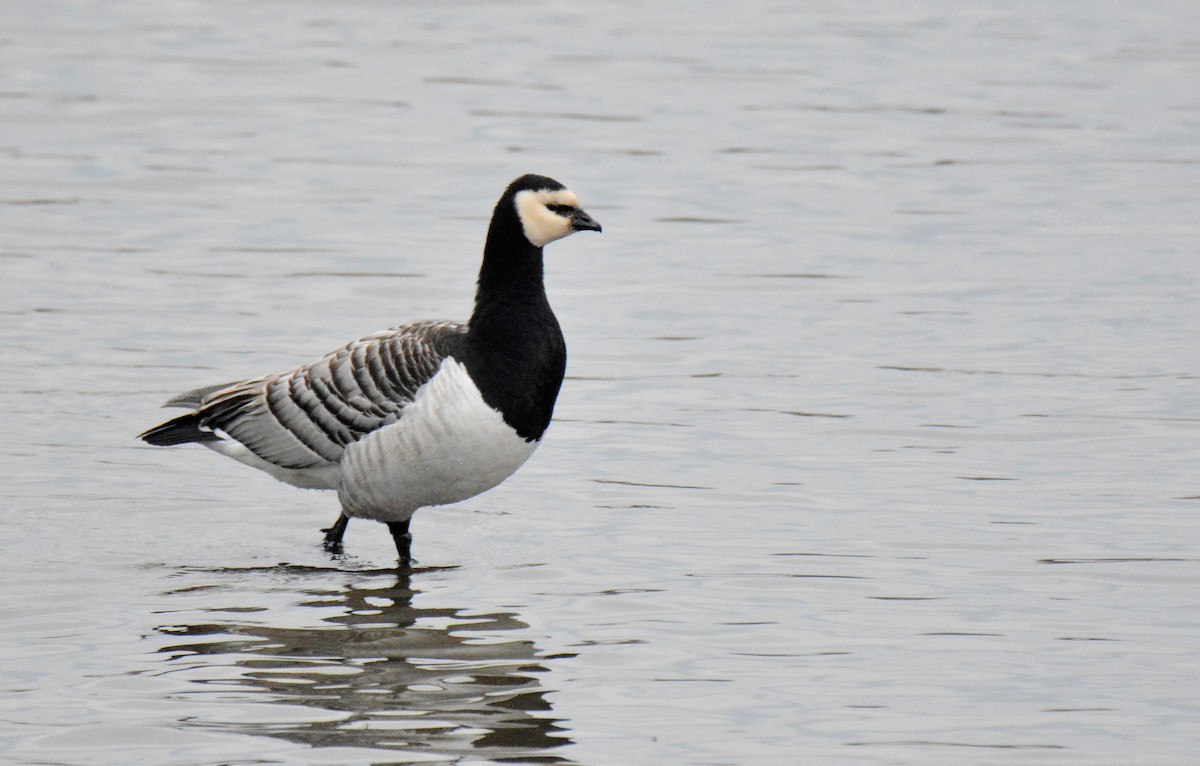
(3, 1, 1199, 763)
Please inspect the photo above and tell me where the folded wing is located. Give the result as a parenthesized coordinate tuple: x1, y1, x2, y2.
(139, 321, 467, 471)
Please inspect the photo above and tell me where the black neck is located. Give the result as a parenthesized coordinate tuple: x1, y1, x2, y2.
(464, 210, 566, 441)
(470, 212, 551, 331)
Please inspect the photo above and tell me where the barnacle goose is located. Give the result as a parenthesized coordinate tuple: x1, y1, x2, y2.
(139, 174, 601, 566)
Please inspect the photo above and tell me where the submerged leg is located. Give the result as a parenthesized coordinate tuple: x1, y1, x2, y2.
(322, 513, 350, 550)
(387, 519, 413, 567)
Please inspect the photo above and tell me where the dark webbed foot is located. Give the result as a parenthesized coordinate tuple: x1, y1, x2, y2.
(387, 519, 413, 568)
(322, 513, 350, 551)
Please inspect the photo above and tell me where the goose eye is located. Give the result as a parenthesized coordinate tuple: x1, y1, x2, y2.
(546, 204, 574, 216)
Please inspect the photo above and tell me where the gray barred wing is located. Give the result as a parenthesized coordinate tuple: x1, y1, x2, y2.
(195, 321, 466, 470)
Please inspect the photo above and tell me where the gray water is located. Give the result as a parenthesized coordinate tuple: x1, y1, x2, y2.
(3, 1, 1199, 764)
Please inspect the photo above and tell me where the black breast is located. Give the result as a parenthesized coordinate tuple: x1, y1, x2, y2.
(462, 312, 566, 442)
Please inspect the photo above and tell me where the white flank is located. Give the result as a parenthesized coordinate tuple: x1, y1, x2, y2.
(204, 439, 341, 490)
(514, 188, 580, 247)
(336, 357, 539, 522)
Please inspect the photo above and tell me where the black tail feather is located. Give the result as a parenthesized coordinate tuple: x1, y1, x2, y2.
(138, 411, 217, 446)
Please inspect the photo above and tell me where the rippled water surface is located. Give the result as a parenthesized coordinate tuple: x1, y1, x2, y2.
(3, 1, 1199, 763)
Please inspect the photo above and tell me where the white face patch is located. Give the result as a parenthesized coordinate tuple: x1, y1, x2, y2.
(514, 188, 581, 247)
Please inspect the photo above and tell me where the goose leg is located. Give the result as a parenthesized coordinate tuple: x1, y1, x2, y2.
(322, 513, 350, 550)
(387, 519, 413, 567)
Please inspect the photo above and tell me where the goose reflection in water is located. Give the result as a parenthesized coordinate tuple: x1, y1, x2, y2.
(153, 567, 575, 762)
